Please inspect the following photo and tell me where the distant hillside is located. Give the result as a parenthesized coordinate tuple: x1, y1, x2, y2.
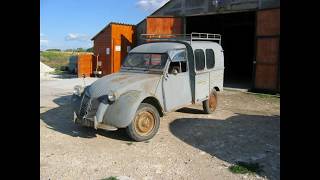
(40, 51, 72, 69)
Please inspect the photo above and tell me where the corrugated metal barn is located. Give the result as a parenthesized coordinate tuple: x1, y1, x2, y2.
(91, 22, 135, 76)
(136, 0, 280, 93)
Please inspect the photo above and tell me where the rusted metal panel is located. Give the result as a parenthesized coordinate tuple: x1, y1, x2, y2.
(256, 8, 280, 36)
(254, 8, 280, 91)
(254, 63, 278, 90)
(256, 37, 279, 64)
(93, 26, 112, 75)
(111, 24, 135, 73)
(146, 17, 183, 34)
(92, 23, 135, 76)
(77, 54, 93, 77)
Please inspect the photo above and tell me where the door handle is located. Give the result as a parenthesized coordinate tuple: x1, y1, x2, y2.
(164, 73, 169, 80)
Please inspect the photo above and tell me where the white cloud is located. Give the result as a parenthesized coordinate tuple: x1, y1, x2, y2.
(65, 33, 90, 41)
(136, 0, 169, 12)
(40, 39, 48, 45)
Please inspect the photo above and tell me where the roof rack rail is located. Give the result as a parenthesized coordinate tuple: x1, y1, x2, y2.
(140, 32, 221, 45)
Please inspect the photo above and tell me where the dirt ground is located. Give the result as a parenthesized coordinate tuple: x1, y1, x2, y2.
(40, 78, 280, 180)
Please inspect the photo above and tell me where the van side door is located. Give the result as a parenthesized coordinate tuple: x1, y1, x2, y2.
(162, 49, 192, 111)
(194, 49, 210, 102)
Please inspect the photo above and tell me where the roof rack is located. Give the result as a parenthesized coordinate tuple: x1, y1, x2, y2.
(140, 32, 221, 45)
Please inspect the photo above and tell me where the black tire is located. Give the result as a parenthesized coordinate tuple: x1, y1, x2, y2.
(126, 103, 160, 141)
(202, 90, 218, 114)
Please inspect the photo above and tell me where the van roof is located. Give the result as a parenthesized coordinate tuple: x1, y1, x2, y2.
(130, 41, 221, 53)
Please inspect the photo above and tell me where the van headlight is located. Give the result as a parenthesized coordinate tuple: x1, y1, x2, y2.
(73, 85, 84, 96)
(107, 94, 116, 102)
(98, 94, 116, 104)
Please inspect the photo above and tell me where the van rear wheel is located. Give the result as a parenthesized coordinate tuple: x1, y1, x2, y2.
(126, 103, 160, 141)
(203, 90, 218, 114)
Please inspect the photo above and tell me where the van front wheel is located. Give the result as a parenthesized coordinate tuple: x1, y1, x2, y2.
(203, 90, 218, 114)
(126, 103, 160, 141)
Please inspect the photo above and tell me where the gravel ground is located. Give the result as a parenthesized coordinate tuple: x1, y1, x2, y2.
(40, 78, 280, 180)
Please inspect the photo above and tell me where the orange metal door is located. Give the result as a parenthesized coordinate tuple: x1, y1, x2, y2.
(77, 54, 93, 77)
(254, 8, 280, 91)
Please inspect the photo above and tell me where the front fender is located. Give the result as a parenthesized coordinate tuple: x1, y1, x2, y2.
(102, 90, 151, 128)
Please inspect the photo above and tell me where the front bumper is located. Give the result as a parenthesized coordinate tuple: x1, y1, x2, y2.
(71, 94, 117, 131)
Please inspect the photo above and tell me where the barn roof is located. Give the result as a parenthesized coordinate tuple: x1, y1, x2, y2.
(91, 22, 135, 40)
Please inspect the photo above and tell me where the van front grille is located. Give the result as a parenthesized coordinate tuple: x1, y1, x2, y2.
(79, 94, 91, 118)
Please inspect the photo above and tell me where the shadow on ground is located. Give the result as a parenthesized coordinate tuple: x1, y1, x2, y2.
(50, 74, 78, 79)
(176, 107, 205, 114)
(169, 114, 280, 180)
(40, 95, 131, 141)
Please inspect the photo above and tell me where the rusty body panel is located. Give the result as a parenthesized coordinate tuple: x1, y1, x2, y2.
(92, 22, 135, 76)
(254, 8, 280, 91)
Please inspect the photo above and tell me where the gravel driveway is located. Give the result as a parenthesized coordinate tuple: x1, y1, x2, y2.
(40, 78, 280, 180)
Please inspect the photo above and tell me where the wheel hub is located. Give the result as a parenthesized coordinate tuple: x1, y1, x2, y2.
(135, 111, 155, 135)
(209, 93, 217, 111)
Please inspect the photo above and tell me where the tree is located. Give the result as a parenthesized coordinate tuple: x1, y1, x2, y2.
(76, 48, 85, 52)
(46, 48, 61, 52)
(86, 47, 93, 52)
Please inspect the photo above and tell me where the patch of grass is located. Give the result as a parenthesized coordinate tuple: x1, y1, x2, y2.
(229, 162, 263, 175)
(126, 142, 133, 146)
(40, 51, 73, 69)
(101, 177, 118, 180)
(254, 93, 279, 99)
(246, 92, 280, 103)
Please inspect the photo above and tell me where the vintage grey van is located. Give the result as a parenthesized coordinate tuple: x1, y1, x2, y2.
(71, 33, 224, 141)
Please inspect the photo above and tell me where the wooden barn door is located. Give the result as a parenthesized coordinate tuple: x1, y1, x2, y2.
(254, 8, 280, 91)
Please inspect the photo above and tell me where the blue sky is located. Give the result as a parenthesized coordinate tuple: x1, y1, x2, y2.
(40, 0, 169, 50)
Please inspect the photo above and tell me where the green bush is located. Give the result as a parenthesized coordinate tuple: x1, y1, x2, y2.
(46, 49, 61, 52)
(86, 47, 93, 52)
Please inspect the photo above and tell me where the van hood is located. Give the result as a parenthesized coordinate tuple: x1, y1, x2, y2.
(87, 72, 162, 98)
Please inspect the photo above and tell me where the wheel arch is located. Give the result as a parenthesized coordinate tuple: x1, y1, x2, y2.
(141, 96, 164, 117)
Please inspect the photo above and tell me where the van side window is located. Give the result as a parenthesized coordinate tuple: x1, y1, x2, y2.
(180, 61, 187, 72)
(168, 61, 187, 74)
(206, 49, 215, 69)
(168, 62, 181, 74)
(168, 50, 188, 74)
(194, 49, 205, 71)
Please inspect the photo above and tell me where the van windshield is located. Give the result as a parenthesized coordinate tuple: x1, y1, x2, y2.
(122, 53, 168, 70)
